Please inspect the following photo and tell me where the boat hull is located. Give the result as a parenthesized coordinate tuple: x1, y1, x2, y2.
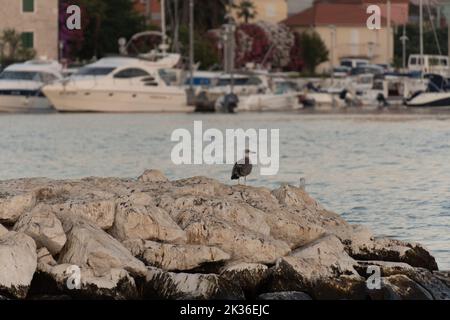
(237, 93, 302, 111)
(406, 92, 450, 108)
(43, 88, 193, 113)
(0, 95, 53, 112)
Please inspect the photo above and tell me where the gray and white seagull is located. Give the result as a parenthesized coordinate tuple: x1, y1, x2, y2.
(231, 149, 255, 185)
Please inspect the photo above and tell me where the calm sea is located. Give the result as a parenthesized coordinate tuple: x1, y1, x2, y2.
(0, 112, 449, 269)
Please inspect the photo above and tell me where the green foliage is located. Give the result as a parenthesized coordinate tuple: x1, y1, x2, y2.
(178, 26, 219, 70)
(394, 24, 448, 62)
(69, 0, 145, 59)
(299, 30, 329, 74)
(0, 29, 36, 65)
(233, 0, 257, 24)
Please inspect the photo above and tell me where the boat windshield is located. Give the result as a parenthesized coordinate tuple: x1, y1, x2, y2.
(75, 67, 116, 76)
(0, 71, 43, 81)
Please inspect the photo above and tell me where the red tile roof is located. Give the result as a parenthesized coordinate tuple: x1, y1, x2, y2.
(284, 1, 409, 27)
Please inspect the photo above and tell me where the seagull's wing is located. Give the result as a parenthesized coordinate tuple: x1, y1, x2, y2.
(231, 162, 240, 180)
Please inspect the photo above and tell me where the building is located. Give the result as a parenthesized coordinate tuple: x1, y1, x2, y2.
(133, 0, 162, 26)
(232, 0, 288, 24)
(0, 0, 59, 60)
(284, 1, 410, 73)
(287, 0, 314, 16)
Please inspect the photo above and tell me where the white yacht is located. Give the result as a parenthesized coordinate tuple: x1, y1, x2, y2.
(237, 78, 302, 111)
(42, 54, 194, 113)
(0, 60, 62, 112)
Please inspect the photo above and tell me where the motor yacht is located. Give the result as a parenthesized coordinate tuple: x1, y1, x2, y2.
(0, 60, 62, 112)
(42, 54, 194, 113)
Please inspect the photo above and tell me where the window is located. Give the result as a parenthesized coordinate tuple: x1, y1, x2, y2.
(22, 0, 34, 13)
(21, 32, 34, 49)
(114, 68, 150, 79)
(76, 67, 116, 76)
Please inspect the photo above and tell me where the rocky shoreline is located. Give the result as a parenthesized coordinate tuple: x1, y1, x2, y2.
(0, 169, 449, 300)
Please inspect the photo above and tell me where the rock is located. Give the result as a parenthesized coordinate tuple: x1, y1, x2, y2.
(0, 171, 444, 301)
(258, 291, 312, 300)
(220, 263, 268, 297)
(350, 237, 438, 271)
(267, 235, 367, 300)
(138, 170, 169, 183)
(109, 200, 186, 243)
(0, 232, 37, 299)
(143, 267, 244, 300)
(58, 215, 146, 277)
(37, 247, 57, 267)
(356, 261, 450, 300)
(272, 184, 323, 211)
(53, 198, 116, 230)
(0, 191, 36, 224)
(178, 211, 291, 264)
(32, 263, 137, 300)
(141, 241, 230, 271)
(0, 224, 8, 237)
(370, 274, 433, 300)
(13, 204, 66, 255)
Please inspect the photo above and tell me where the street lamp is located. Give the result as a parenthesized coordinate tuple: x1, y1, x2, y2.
(329, 25, 336, 81)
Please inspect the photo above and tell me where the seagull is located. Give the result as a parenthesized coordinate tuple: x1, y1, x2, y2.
(231, 149, 255, 185)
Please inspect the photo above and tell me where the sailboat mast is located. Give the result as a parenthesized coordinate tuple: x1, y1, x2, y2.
(420, 0, 424, 75)
(161, 0, 168, 55)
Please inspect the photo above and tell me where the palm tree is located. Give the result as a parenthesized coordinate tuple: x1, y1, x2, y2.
(233, 0, 257, 24)
(1, 29, 22, 59)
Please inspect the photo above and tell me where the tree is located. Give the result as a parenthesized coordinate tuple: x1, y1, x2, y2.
(394, 23, 448, 68)
(0, 29, 35, 65)
(233, 0, 257, 24)
(299, 30, 328, 74)
(178, 26, 219, 70)
(60, 0, 145, 60)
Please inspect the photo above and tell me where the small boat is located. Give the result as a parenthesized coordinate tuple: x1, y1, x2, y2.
(237, 78, 303, 112)
(406, 74, 450, 108)
(42, 55, 195, 113)
(0, 60, 63, 112)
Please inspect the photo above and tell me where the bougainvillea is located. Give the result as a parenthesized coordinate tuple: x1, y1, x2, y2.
(235, 24, 271, 68)
(232, 22, 302, 71)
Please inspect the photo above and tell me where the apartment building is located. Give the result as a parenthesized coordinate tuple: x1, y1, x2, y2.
(0, 0, 59, 60)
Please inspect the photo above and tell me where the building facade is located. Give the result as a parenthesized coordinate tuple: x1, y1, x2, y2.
(0, 0, 59, 60)
(232, 0, 288, 24)
(284, 1, 407, 73)
(287, 0, 314, 16)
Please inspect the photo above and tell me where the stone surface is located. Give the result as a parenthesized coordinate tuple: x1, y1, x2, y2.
(0, 191, 36, 224)
(57, 215, 146, 277)
(267, 235, 367, 300)
(141, 241, 230, 271)
(138, 169, 169, 183)
(258, 291, 312, 300)
(0, 232, 37, 299)
(350, 238, 439, 271)
(0, 172, 447, 300)
(143, 267, 244, 300)
(0, 223, 8, 237)
(110, 200, 186, 243)
(220, 263, 268, 297)
(14, 204, 67, 255)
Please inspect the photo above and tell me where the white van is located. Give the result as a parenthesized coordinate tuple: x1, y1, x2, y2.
(408, 54, 449, 76)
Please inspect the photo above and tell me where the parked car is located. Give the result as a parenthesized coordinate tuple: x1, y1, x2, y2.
(332, 66, 351, 78)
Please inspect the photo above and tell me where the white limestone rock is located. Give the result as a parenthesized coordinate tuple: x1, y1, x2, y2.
(0, 232, 37, 299)
(14, 204, 67, 255)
